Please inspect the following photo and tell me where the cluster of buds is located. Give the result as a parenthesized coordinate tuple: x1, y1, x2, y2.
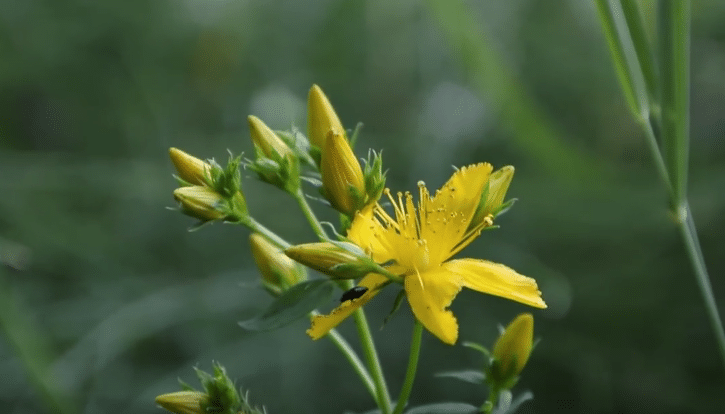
(155, 363, 264, 414)
(307, 85, 385, 217)
(169, 148, 248, 225)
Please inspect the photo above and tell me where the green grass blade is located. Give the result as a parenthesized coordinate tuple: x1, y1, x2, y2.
(621, 0, 659, 106)
(594, 0, 651, 120)
(657, 0, 690, 207)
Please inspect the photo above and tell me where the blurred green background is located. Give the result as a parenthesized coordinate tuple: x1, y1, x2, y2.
(2, 0, 724, 413)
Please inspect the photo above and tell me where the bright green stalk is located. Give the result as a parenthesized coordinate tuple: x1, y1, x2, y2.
(293, 188, 329, 241)
(351, 301, 393, 414)
(392, 321, 424, 414)
(246, 218, 291, 249)
(325, 325, 378, 402)
(657, 0, 690, 208)
(0, 268, 76, 414)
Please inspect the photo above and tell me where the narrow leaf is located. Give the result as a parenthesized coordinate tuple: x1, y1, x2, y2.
(404, 403, 478, 414)
(434, 370, 485, 385)
(238, 280, 334, 331)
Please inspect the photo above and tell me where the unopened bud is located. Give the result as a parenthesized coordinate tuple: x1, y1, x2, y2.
(307, 84, 345, 149)
(173, 186, 227, 221)
(155, 391, 207, 414)
(471, 165, 515, 228)
(250, 233, 305, 295)
(248, 115, 293, 160)
(489, 313, 534, 389)
(169, 148, 210, 186)
(321, 131, 365, 215)
(285, 241, 375, 280)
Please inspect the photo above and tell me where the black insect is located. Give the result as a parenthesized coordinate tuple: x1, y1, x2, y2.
(340, 286, 368, 302)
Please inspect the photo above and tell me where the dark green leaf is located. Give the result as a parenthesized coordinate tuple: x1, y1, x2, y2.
(238, 280, 334, 331)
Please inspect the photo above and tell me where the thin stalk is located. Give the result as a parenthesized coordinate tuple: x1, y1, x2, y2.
(246, 218, 291, 249)
(678, 203, 725, 367)
(621, 0, 659, 103)
(352, 302, 392, 414)
(294, 188, 329, 241)
(392, 321, 424, 414)
(325, 326, 378, 402)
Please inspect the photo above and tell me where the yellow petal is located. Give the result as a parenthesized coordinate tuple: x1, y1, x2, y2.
(347, 205, 395, 264)
(421, 163, 493, 263)
(307, 84, 345, 149)
(307, 273, 389, 339)
(404, 267, 463, 345)
(443, 259, 547, 309)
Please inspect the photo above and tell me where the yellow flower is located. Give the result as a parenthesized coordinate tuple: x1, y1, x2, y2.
(247, 115, 293, 160)
(169, 147, 210, 186)
(491, 313, 534, 385)
(307, 163, 546, 345)
(321, 131, 366, 215)
(307, 84, 345, 149)
(155, 391, 207, 414)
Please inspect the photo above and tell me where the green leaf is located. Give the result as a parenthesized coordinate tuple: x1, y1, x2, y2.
(462, 341, 491, 358)
(502, 391, 534, 414)
(382, 289, 406, 328)
(434, 370, 485, 385)
(238, 280, 334, 331)
(404, 403, 478, 414)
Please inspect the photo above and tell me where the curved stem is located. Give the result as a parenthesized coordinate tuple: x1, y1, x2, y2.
(293, 188, 329, 241)
(325, 326, 378, 402)
(351, 301, 392, 414)
(392, 321, 424, 414)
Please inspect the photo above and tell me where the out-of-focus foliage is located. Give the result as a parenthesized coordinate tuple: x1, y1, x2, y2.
(1, 0, 724, 413)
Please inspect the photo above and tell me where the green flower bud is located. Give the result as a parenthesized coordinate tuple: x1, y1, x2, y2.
(470, 165, 515, 229)
(489, 313, 534, 390)
(285, 241, 377, 280)
(155, 391, 207, 414)
(321, 131, 365, 215)
(250, 233, 305, 295)
(307, 84, 345, 149)
(169, 147, 211, 186)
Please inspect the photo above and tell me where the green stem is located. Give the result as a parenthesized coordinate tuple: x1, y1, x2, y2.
(351, 299, 392, 414)
(294, 188, 329, 241)
(245, 218, 291, 249)
(678, 203, 725, 368)
(325, 326, 378, 402)
(392, 321, 424, 414)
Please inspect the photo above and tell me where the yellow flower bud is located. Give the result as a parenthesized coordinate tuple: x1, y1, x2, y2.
(490, 313, 534, 387)
(169, 147, 210, 186)
(155, 390, 207, 414)
(307, 84, 345, 149)
(250, 233, 304, 294)
(247, 115, 293, 160)
(173, 186, 226, 221)
(321, 131, 365, 215)
(285, 242, 374, 280)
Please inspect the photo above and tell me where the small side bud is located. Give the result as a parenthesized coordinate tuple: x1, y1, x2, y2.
(248, 115, 293, 160)
(250, 233, 305, 295)
(307, 84, 345, 149)
(155, 391, 207, 414)
(471, 165, 515, 229)
(285, 241, 377, 280)
(321, 131, 365, 215)
(173, 186, 227, 221)
(169, 147, 210, 186)
(488, 313, 534, 390)
(363, 150, 386, 206)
